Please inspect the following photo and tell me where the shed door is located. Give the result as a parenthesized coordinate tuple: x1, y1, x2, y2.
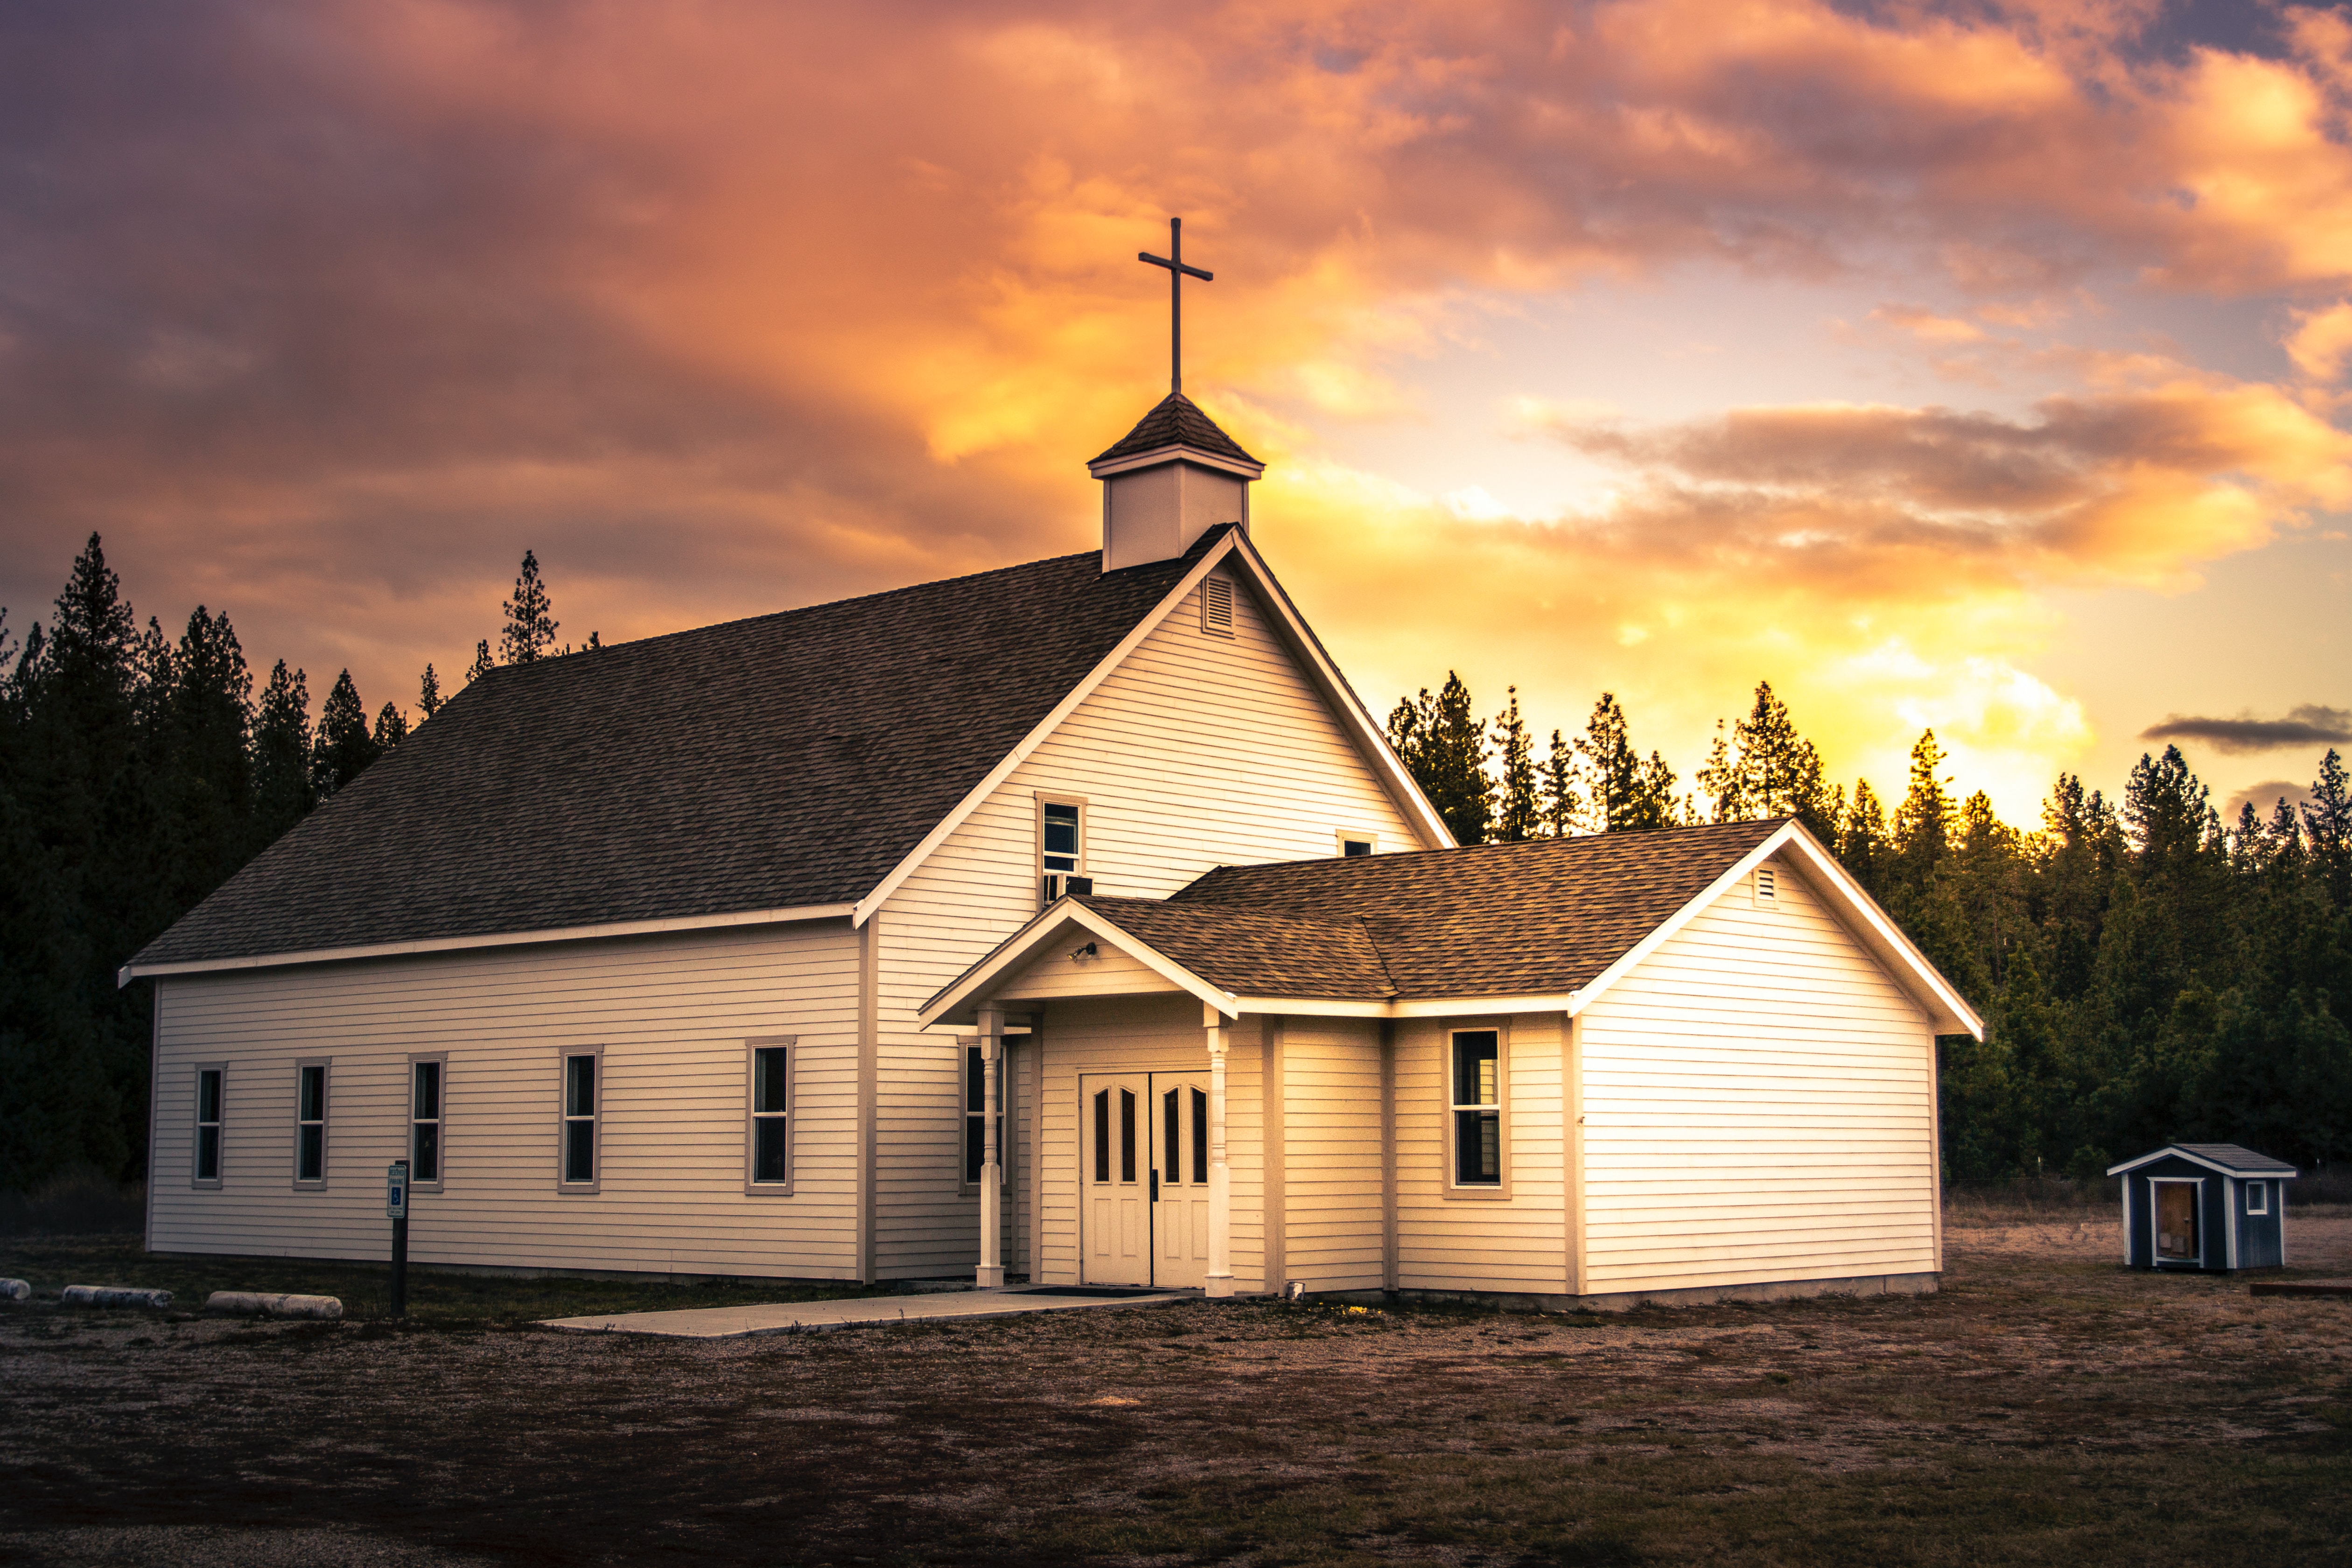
(2155, 1181, 2199, 1261)
(1080, 1075, 1151, 1286)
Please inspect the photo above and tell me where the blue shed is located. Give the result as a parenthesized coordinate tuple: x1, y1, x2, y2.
(2107, 1144, 2299, 1272)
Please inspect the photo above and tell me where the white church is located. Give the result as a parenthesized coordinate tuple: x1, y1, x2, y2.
(126, 301, 1981, 1309)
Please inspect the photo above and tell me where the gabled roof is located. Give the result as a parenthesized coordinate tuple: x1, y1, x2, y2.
(2107, 1144, 2300, 1178)
(1089, 392, 1260, 471)
(124, 534, 1228, 976)
(924, 818, 1984, 1036)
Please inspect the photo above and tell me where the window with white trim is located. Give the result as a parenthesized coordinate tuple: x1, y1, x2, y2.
(748, 1041, 791, 1189)
(2245, 1180, 2269, 1216)
(561, 1050, 599, 1189)
(409, 1058, 443, 1185)
(1450, 1030, 1502, 1187)
(194, 1066, 224, 1186)
(1337, 831, 1376, 858)
(1039, 797, 1085, 904)
(295, 1063, 327, 1184)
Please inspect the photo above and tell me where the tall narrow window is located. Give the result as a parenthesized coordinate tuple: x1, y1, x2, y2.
(962, 1044, 1006, 1187)
(295, 1064, 326, 1184)
(1040, 797, 1085, 904)
(1119, 1087, 1137, 1183)
(1163, 1088, 1180, 1188)
(194, 1067, 224, 1185)
(410, 1060, 442, 1183)
(562, 1052, 597, 1187)
(1190, 1086, 1208, 1185)
(1451, 1031, 1502, 1187)
(1093, 1088, 1111, 1183)
(749, 1042, 791, 1188)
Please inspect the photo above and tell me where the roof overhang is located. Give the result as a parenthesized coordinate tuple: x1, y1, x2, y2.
(854, 526, 1454, 926)
(2106, 1147, 2300, 1179)
(118, 902, 857, 987)
(920, 900, 1240, 1028)
(1086, 444, 1266, 482)
(1564, 820, 1984, 1039)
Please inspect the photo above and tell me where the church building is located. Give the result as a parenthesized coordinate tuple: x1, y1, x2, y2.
(126, 293, 1981, 1308)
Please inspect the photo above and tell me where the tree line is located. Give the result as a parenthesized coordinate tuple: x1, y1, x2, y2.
(0, 536, 588, 1190)
(1390, 674, 2352, 1179)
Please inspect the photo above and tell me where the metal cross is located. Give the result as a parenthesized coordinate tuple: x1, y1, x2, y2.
(1139, 217, 1212, 395)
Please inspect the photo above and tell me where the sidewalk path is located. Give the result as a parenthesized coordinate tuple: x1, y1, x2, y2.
(538, 1284, 1190, 1339)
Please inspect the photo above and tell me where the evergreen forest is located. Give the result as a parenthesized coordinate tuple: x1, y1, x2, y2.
(1390, 674, 2352, 1183)
(2, 532, 2345, 1192)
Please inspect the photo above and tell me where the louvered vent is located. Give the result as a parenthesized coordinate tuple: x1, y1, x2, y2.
(1754, 865, 1778, 906)
(1202, 576, 1235, 637)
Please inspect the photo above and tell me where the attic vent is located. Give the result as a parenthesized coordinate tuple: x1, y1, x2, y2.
(1754, 865, 1779, 907)
(1201, 576, 1235, 637)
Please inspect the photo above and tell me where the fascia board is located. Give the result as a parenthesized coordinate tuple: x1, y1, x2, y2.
(1087, 446, 1265, 481)
(115, 903, 858, 988)
(1227, 995, 1392, 1018)
(854, 533, 1246, 927)
(1389, 993, 1581, 1020)
(919, 901, 1238, 1028)
(1221, 531, 1456, 853)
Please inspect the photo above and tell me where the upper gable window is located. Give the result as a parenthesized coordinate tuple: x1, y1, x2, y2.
(1201, 576, 1235, 637)
(1039, 797, 1087, 905)
(1338, 831, 1376, 858)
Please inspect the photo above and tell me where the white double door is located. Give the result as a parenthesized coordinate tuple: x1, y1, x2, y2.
(1079, 1071, 1211, 1289)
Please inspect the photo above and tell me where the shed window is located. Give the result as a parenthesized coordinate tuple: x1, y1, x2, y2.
(2245, 1181, 2268, 1216)
(750, 1043, 791, 1186)
(1451, 1031, 1502, 1187)
(295, 1064, 327, 1184)
(410, 1061, 442, 1183)
(562, 1052, 598, 1187)
(195, 1067, 224, 1185)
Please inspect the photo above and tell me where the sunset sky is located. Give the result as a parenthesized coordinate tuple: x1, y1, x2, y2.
(4, 0, 2350, 827)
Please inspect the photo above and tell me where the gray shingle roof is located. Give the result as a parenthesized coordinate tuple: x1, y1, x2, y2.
(131, 532, 1231, 969)
(1090, 392, 1259, 469)
(2168, 1144, 2299, 1175)
(1083, 819, 1786, 1001)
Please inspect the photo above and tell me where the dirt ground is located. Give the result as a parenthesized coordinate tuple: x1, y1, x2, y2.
(3, 1211, 2350, 1568)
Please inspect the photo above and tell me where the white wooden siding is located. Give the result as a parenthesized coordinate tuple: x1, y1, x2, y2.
(1275, 1017, 1385, 1292)
(147, 921, 863, 1279)
(1393, 1013, 1569, 1295)
(873, 567, 1428, 1275)
(1030, 995, 1267, 1291)
(1575, 853, 1939, 1293)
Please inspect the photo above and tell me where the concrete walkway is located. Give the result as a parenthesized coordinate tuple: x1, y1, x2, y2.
(539, 1285, 1191, 1339)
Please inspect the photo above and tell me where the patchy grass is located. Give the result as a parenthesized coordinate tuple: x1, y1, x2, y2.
(1, 1216, 2349, 1566)
(0, 1233, 888, 1324)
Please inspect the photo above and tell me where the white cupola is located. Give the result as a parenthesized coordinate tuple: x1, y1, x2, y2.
(1086, 392, 1264, 573)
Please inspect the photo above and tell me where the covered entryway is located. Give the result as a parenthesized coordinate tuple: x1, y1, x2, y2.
(1080, 1071, 1211, 1288)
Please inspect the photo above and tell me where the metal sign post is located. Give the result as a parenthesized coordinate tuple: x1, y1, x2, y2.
(386, 1160, 409, 1318)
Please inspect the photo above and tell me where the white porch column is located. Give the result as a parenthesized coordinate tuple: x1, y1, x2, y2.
(1205, 1003, 1234, 1298)
(975, 1003, 1004, 1288)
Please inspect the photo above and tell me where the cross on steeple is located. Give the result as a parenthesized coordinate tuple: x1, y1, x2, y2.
(1139, 217, 1212, 395)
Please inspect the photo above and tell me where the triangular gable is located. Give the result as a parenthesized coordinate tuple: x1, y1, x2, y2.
(853, 526, 1454, 925)
(921, 902, 1238, 1027)
(1568, 821, 1982, 1038)
(2106, 1145, 2300, 1178)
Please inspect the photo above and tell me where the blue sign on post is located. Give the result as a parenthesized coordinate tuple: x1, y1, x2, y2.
(386, 1160, 408, 1219)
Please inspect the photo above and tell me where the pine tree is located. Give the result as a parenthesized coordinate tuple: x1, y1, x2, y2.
(465, 639, 494, 685)
(2302, 749, 2351, 912)
(1891, 729, 1955, 889)
(309, 671, 380, 801)
(1389, 674, 1492, 845)
(373, 702, 409, 750)
(1729, 681, 1832, 838)
(1837, 779, 1890, 898)
(499, 549, 559, 665)
(1694, 721, 1742, 823)
(161, 607, 254, 911)
(1540, 729, 1582, 837)
(1576, 693, 1678, 832)
(251, 660, 313, 841)
(418, 663, 442, 719)
(1492, 688, 1540, 843)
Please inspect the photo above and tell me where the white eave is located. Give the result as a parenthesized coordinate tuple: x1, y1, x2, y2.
(118, 902, 857, 987)
(853, 526, 1454, 926)
(921, 900, 1241, 1028)
(1085, 443, 1265, 481)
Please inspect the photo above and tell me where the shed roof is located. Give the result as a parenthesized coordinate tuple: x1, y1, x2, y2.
(2107, 1144, 2301, 1177)
(128, 532, 1230, 972)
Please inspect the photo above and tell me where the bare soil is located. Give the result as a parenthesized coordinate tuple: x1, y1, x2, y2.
(3, 1211, 2349, 1567)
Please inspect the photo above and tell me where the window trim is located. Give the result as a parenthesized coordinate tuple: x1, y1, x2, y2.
(1036, 792, 1088, 906)
(407, 1054, 447, 1191)
(2245, 1179, 2269, 1217)
(744, 1036, 797, 1195)
(1336, 830, 1379, 858)
(293, 1058, 330, 1190)
(192, 1063, 226, 1189)
(2149, 1175, 2205, 1265)
(558, 1045, 604, 1194)
(1441, 1022, 1512, 1200)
